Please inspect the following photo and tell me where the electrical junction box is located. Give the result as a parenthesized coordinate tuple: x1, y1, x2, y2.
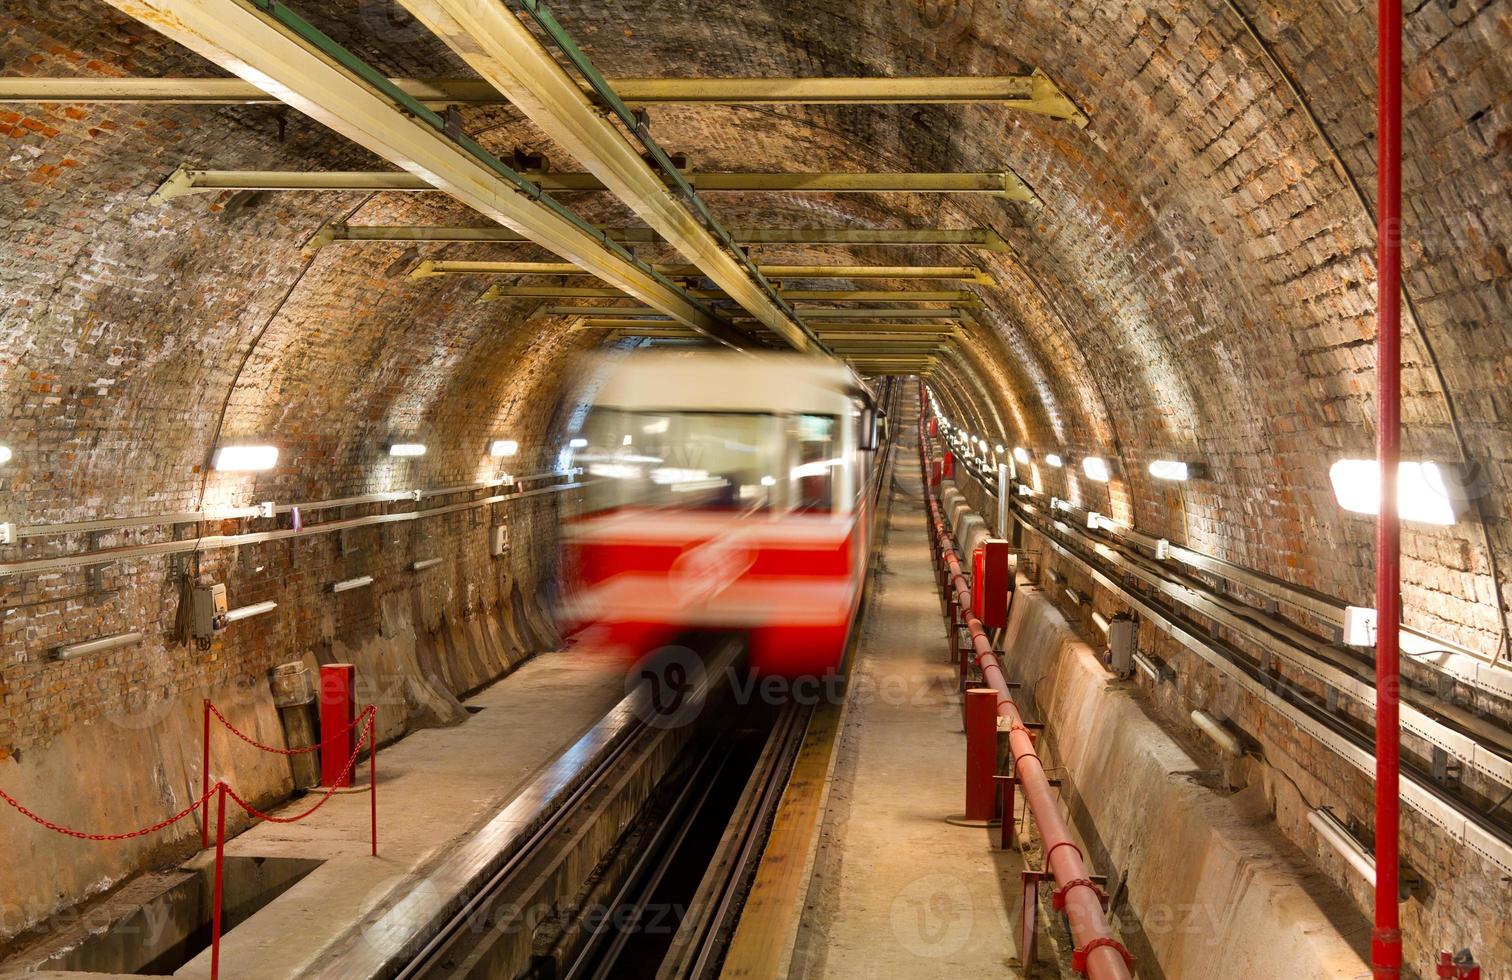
(1343, 606, 1378, 647)
(257, 500, 276, 519)
(1106, 616, 1138, 677)
(0, 522, 15, 545)
(490, 524, 510, 558)
(191, 583, 228, 641)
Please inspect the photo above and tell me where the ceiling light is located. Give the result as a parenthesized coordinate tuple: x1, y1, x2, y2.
(0, 445, 11, 465)
(569, 437, 588, 449)
(994, 444, 1006, 454)
(1082, 457, 1111, 482)
(1013, 447, 1030, 465)
(1045, 453, 1064, 468)
(490, 439, 519, 457)
(1148, 459, 1190, 482)
(213, 445, 279, 471)
(1329, 459, 1460, 525)
(622, 434, 633, 446)
(389, 443, 426, 457)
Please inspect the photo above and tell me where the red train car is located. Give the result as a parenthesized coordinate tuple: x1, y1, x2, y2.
(562, 350, 876, 678)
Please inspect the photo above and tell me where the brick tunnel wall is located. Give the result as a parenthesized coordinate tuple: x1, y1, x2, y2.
(1, 0, 1509, 967)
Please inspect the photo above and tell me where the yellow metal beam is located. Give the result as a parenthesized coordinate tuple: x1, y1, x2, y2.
(411, 259, 996, 285)
(393, 0, 812, 351)
(106, 0, 743, 346)
(0, 70, 1086, 123)
(154, 167, 1040, 204)
(477, 283, 974, 304)
(304, 222, 1014, 255)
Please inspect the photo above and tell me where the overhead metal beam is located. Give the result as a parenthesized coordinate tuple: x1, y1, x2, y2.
(304, 222, 1014, 255)
(394, 0, 812, 352)
(476, 283, 974, 304)
(153, 166, 1040, 203)
(411, 259, 997, 285)
(0, 70, 1087, 122)
(554, 305, 966, 323)
(105, 0, 747, 347)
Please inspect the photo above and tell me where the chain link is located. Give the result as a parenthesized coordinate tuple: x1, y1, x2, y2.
(208, 701, 374, 756)
(0, 782, 215, 842)
(226, 714, 373, 825)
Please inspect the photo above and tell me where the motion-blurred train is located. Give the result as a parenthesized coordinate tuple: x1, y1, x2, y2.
(561, 349, 880, 678)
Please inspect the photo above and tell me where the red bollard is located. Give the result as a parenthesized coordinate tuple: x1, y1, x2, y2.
(1437, 951, 1481, 979)
(201, 699, 211, 849)
(319, 664, 357, 787)
(965, 688, 999, 823)
(211, 782, 227, 980)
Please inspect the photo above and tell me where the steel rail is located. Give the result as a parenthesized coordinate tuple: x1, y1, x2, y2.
(942, 454, 1512, 878)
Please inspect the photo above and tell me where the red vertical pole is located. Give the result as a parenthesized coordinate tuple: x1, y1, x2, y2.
(1373, 0, 1404, 975)
(201, 699, 211, 849)
(211, 782, 227, 980)
(965, 688, 998, 822)
(368, 710, 378, 857)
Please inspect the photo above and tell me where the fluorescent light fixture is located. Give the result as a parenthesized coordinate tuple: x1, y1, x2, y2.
(1082, 456, 1111, 482)
(1091, 612, 1110, 634)
(622, 434, 633, 446)
(0, 445, 11, 465)
(331, 575, 374, 593)
(1148, 459, 1190, 481)
(224, 600, 278, 623)
(760, 475, 776, 487)
(1064, 587, 1085, 605)
(1329, 459, 1460, 525)
(410, 558, 443, 571)
(1045, 453, 1064, 468)
(55, 631, 145, 660)
(1308, 808, 1376, 886)
(650, 467, 710, 485)
(589, 463, 643, 480)
(994, 444, 1006, 454)
(1013, 447, 1030, 465)
(569, 437, 588, 449)
(389, 443, 426, 457)
(791, 458, 845, 478)
(213, 444, 279, 472)
(1132, 651, 1160, 681)
(490, 439, 519, 457)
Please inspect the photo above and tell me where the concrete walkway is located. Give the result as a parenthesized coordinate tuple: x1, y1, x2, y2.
(15, 649, 628, 980)
(794, 395, 1022, 979)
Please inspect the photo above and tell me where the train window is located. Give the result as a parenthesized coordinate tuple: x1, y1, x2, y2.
(788, 414, 839, 513)
(575, 409, 785, 514)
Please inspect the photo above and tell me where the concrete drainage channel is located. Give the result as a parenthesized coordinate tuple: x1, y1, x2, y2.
(8, 857, 322, 975)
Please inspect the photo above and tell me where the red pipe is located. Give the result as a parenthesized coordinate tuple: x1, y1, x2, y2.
(919, 415, 1133, 980)
(1373, 0, 1404, 974)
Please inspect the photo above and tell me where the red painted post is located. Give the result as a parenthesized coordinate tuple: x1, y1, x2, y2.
(211, 782, 227, 980)
(965, 688, 998, 822)
(319, 664, 357, 787)
(1374, 0, 1404, 975)
(368, 710, 378, 857)
(201, 699, 211, 849)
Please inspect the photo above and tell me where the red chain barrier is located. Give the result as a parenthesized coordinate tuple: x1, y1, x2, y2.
(0, 782, 215, 842)
(224, 713, 372, 825)
(207, 700, 372, 756)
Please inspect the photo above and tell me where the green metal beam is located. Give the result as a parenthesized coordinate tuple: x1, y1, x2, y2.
(410, 259, 997, 285)
(476, 283, 975, 304)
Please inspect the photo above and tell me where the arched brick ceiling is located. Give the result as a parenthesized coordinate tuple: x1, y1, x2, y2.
(1, 0, 1508, 652)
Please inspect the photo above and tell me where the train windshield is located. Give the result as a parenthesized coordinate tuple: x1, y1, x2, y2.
(576, 409, 839, 514)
